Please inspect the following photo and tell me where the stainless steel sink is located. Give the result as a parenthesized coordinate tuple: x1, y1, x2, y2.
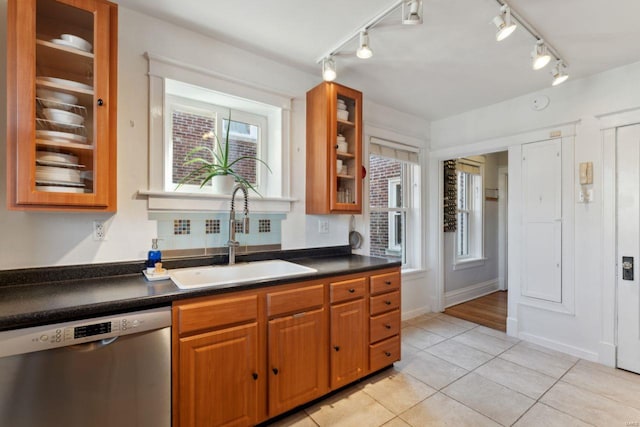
(169, 260, 318, 290)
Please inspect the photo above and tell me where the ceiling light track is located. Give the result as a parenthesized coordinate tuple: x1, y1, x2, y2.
(493, 0, 569, 85)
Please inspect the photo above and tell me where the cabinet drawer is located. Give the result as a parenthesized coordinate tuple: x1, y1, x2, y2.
(176, 294, 258, 335)
(330, 277, 366, 304)
(369, 310, 400, 343)
(370, 271, 400, 295)
(267, 284, 324, 317)
(370, 291, 400, 316)
(369, 335, 400, 372)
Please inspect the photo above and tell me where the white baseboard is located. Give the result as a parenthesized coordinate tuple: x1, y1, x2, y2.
(519, 332, 599, 361)
(598, 341, 616, 367)
(402, 306, 432, 321)
(506, 316, 518, 338)
(444, 279, 500, 308)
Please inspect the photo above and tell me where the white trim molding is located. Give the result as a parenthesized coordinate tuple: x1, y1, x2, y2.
(444, 279, 500, 308)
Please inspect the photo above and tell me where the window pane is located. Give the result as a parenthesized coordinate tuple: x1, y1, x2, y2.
(369, 154, 402, 208)
(223, 119, 258, 185)
(171, 110, 215, 186)
(369, 210, 403, 262)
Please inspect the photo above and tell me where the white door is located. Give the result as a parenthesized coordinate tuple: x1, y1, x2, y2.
(617, 123, 640, 374)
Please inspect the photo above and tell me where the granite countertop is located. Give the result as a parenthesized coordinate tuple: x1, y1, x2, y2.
(0, 246, 400, 331)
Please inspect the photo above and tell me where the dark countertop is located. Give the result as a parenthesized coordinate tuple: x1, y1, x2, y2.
(0, 247, 400, 332)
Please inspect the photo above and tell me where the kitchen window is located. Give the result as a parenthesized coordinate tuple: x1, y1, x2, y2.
(144, 53, 293, 212)
(455, 158, 484, 266)
(368, 139, 421, 268)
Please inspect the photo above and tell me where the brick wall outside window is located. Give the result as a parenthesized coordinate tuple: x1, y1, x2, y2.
(369, 155, 402, 259)
(172, 111, 257, 186)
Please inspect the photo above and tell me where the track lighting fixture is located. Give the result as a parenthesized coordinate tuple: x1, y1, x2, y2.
(493, 4, 516, 41)
(322, 57, 336, 82)
(402, 0, 423, 25)
(356, 31, 373, 59)
(531, 40, 551, 70)
(551, 61, 569, 86)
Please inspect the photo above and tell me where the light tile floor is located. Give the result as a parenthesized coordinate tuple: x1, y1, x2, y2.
(268, 313, 640, 427)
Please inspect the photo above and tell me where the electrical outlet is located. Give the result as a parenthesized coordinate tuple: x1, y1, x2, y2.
(93, 220, 106, 241)
(318, 219, 329, 234)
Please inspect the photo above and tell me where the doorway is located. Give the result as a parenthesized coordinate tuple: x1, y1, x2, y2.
(441, 151, 509, 331)
(616, 123, 640, 374)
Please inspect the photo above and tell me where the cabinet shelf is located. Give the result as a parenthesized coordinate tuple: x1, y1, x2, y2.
(337, 119, 355, 127)
(336, 151, 354, 159)
(37, 139, 94, 153)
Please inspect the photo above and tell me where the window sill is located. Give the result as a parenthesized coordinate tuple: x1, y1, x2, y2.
(452, 257, 487, 271)
(138, 190, 296, 213)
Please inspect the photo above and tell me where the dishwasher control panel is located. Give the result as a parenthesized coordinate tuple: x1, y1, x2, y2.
(0, 307, 171, 358)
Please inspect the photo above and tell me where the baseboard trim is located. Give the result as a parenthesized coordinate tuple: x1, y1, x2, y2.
(506, 316, 518, 338)
(444, 279, 500, 308)
(519, 332, 599, 361)
(598, 341, 616, 367)
(402, 306, 432, 321)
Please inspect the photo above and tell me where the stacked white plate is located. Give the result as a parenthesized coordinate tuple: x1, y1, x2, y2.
(337, 99, 347, 111)
(36, 151, 80, 166)
(35, 185, 85, 193)
(36, 165, 82, 184)
(37, 76, 93, 91)
(36, 130, 88, 144)
(51, 34, 92, 53)
(43, 108, 84, 129)
(36, 89, 78, 110)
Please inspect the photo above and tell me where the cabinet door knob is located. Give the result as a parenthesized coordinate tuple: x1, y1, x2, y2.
(97, 98, 104, 106)
(384, 351, 392, 357)
(252, 373, 258, 380)
(385, 280, 392, 285)
(333, 345, 340, 352)
(335, 144, 339, 149)
(384, 300, 392, 305)
(348, 288, 355, 293)
(384, 324, 392, 329)
(272, 368, 279, 375)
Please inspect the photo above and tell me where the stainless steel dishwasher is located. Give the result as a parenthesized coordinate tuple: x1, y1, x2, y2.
(0, 306, 171, 427)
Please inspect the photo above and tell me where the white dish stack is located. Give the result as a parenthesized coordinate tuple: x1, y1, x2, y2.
(35, 151, 86, 193)
(337, 98, 349, 121)
(336, 134, 348, 153)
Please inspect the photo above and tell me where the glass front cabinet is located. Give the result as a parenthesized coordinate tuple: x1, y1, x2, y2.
(7, 0, 118, 211)
(306, 82, 363, 214)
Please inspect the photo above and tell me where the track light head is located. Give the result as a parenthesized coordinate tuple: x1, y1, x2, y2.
(356, 31, 373, 59)
(322, 57, 336, 82)
(493, 5, 516, 41)
(531, 40, 551, 70)
(551, 61, 569, 86)
(402, 0, 423, 25)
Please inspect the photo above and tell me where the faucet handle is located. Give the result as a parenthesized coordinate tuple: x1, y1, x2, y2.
(244, 217, 250, 234)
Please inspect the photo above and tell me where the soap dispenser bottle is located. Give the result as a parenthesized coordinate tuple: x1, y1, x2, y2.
(147, 238, 162, 273)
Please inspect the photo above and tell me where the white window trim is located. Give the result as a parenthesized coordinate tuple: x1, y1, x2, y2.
(140, 52, 294, 212)
(454, 160, 485, 266)
(365, 133, 423, 271)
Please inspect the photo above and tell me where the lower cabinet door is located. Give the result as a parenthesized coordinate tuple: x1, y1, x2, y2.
(330, 299, 366, 388)
(178, 323, 259, 427)
(268, 308, 328, 416)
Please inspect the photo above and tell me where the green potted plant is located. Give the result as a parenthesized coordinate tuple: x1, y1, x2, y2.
(179, 116, 271, 194)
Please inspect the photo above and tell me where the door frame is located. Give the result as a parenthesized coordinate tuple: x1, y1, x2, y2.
(600, 108, 640, 367)
(498, 166, 509, 291)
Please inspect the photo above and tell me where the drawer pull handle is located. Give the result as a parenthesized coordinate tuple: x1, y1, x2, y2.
(384, 300, 392, 305)
(272, 368, 279, 375)
(384, 324, 392, 329)
(384, 351, 392, 357)
(252, 373, 258, 380)
(348, 288, 355, 293)
(385, 280, 392, 285)
(334, 345, 340, 352)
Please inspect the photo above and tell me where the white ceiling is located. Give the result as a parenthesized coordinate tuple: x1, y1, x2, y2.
(115, 0, 640, 120)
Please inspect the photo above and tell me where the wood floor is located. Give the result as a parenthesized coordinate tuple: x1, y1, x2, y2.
(444, 291, 507, 332)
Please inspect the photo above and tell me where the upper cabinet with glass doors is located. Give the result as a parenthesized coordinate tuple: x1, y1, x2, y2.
(7, 0, 118, 211)
(306, 82, 362, 214)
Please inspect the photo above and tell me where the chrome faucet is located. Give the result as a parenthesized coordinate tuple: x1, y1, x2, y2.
(227, 183, 249, 265)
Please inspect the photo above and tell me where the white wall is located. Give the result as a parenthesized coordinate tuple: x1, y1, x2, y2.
(0, 0, 430, 322)
(430, 60, 640, 363)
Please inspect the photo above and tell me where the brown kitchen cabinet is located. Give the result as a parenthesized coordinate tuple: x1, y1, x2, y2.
(7, 0, 118, 211)
(172, 267, 400, 426)
(329, 277, 367, 388)
(306, 82, 363, 214)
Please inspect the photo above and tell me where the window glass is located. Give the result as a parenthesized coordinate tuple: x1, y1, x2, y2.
(171, 108, 215, 188)
(456, 168, 483, 260)
(223, 118, 259, 186)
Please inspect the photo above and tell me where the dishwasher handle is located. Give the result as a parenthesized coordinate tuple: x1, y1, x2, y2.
(67, 336, 119, 352)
